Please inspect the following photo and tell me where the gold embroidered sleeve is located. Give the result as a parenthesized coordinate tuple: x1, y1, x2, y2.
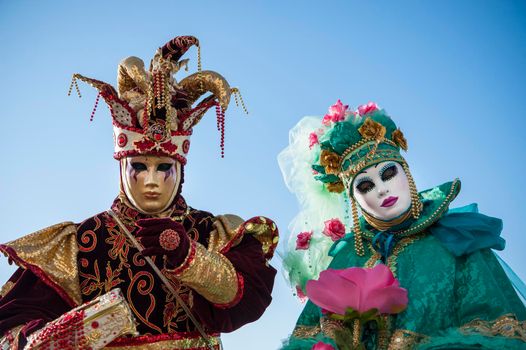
(0, 222, 82, 306)
(207, 214, 244, 253)
(166, 241, 241, 306)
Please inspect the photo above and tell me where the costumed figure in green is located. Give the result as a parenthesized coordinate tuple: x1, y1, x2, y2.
(278, 100, 526, 349)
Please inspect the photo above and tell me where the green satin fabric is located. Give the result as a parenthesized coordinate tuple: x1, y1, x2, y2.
(282, 188, 526, 349)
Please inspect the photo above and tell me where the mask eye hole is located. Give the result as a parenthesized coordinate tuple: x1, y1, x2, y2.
(380, 164, 398, 182)
(355, 179, 375, 194)
(157, 163, 173, 172)
(131, 162, 147, 171)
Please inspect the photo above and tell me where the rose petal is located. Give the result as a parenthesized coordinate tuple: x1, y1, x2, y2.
(306, 269, 361, 315)
(361, 285, 408, 314)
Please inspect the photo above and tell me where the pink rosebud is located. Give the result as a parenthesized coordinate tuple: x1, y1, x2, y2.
(308, 132, 319, 149)
(311, 342, 335, 350)
(296, 285, 308, 303)
(306, 264, 408, 315)
(296, 231, 313, 250)
(357, 102, 379, 116)
(321, 99, 349, 125)
(322, 218, 346, 241)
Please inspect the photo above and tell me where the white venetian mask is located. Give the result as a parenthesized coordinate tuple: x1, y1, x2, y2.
(351, 161, 411, 221)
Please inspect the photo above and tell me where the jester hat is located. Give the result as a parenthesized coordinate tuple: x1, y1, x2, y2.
(69, 35, 244, 164)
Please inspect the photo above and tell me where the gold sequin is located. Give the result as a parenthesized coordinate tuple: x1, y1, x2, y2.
(207, 215, 244, 253)
(1, 222, 82, 305)
(387, 329, 428, 350)
(167, 242, 239, 305)
(0, 281, 14, 297)
(292, 325, 321, 338)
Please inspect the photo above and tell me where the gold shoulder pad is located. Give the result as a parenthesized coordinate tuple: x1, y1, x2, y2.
(0, 222, 82, 306)
(208, 214, 245, 253)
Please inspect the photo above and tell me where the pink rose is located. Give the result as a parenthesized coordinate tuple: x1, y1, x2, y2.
(308, 132, 319, 149)
(296, 285, 308, 303)
(306, 264, 408, 315)
(311, 342, 335, 350)
(322, 218, 346, 241)
(322, 99, 349, 126)
(296, 231, 313, 250)
(357, 102, 379, 116)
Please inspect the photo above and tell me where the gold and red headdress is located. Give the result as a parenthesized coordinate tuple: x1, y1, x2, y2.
(69, 35, 245, 164)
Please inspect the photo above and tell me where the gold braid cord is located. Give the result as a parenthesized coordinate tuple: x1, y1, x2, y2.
(166, 242, 240, 306)
(0, 222, 82, 306)
(351, 198, 365, 256)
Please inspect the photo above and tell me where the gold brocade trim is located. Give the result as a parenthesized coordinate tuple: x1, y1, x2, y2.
(207, 215, 244, 253)
(292, 325, 321, 338)
(364, 232, 426, 277)
(387, 329, 428, 350)
(105, 335, 221, 349)
(0, 325, 23, 350)
(320, 317, 345, 339)
(460, 314, 526, 341)
(170, 242, 239, 305)
(363, 209, 412, 232)
(0, 281, 14, 297)
(2, 222, 82, 305)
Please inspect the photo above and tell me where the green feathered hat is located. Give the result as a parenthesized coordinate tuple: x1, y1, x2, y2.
(311, 101, 409, 193)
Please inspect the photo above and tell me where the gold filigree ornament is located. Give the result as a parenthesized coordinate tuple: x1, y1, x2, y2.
(391, 128, 408, 151)
(358, 117, 387, 141)
(320, 149, 342, 175)
(327, 180, 345, 193)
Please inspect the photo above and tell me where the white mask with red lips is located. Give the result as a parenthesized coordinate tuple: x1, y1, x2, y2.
(351, 161, 411, 221)
(120, 155, 182, 215)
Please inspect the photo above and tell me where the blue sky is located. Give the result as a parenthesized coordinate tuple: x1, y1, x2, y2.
(1, 1, 525, 349)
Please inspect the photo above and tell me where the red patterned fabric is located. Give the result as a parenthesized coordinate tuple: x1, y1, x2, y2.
(0, 194, 276, 346)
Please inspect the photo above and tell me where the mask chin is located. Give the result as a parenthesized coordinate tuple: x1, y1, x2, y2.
(119, 158, 182, 215)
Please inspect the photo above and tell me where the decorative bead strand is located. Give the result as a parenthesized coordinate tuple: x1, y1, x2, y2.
(90, 92, 100, 122)
(402, 162, 422, 219)
(215, 104, 221, 131)
(67, 75, 82, 98)
(231, 88, 249, 114)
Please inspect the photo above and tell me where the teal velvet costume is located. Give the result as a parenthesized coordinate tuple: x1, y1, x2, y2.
(282, 180, 526, 349)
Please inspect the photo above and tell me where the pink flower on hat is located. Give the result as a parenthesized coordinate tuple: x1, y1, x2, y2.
(322, 99, 350, 126)
(308, 132, 319, 149)
(296, 231, 313, 250)
(311, 342, 335, 350)
(306, 264, 408, 316)
(357, 102, 379, 116)
(322, 218, 346, 241)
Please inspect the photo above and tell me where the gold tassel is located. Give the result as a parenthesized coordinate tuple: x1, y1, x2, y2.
(351, 198, 365, 256)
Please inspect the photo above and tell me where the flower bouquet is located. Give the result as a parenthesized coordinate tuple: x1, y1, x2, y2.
(306, 264, 407, 350)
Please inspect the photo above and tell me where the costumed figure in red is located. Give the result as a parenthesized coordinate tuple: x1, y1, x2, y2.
(0, 35, 278, 350)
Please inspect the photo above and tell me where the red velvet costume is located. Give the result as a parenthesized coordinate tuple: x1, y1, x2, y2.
(0, 36, 278, 349)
